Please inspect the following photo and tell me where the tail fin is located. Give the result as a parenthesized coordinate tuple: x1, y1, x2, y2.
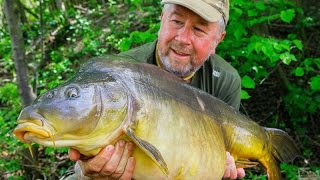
(263, 128, 300, 180)
(266, 128, 300, 162)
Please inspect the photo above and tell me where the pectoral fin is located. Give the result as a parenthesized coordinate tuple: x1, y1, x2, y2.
(125, 129, 169, 175)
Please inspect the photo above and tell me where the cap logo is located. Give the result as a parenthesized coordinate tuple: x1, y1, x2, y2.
(216, 0, 225, 9)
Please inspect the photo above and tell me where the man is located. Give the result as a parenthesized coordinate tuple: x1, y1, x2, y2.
(68, 0, 245, 179)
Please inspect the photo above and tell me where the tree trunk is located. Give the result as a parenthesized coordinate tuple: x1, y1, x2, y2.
(3, 0, 35, 107)
(3, 0, 39, 179)
(55, 0, 66, 11)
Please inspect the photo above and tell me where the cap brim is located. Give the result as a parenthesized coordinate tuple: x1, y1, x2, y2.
(161, 0, 222, 23)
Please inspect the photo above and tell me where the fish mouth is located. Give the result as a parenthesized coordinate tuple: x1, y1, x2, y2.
(14, 120, 55, 146)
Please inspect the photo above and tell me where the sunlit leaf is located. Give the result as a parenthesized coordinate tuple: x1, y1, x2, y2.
(280, 9, 295, 23)
(240, 90, 251, 100)
(310, 75, 320, 91)
(242, 75, 255, 89)
(293, 40, 303, 50)
(280, 52, 297, 65)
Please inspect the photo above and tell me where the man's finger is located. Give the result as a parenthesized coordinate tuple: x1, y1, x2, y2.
(81, 145, 115, 176)
(223, 168, 231, 179)
(68, 148, 81, 161)
(111, 141, 136, 178)
(223, 152, 238, 179)
(229, 166, 237, 179)
(119, 157, 136, 180)
(99, 140, 126, 176)
(237, 168, 246, 179)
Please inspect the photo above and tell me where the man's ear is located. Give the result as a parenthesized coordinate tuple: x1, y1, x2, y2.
(160, 12, 164, 20)
(217, 31, 226, 44)
(210, 31, 227, 55)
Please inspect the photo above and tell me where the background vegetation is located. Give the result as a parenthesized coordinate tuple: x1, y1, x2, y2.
(0, 0, 319, 179)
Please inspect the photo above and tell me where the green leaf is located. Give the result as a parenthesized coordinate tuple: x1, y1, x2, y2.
(242, 75, 255, 89)
(294, 67, 304, 77)
(314, 58, 320, 69)
(233, 24, 247, 40)
(287, 34, 297, 40)
(303, 58, 313, 66)
(255, 2, 266, 11)
(241, 90, 251, 100)
(232, 7, 243, 19)
(292, 40, 303, 50)
(279, 40, 292, 51)
(45, 147, 55, 155)
(280, 52, 297, 65)
(254, 42, 263, 53)
(310, 75, 320, 91)
(280, 163, 299, 180)
(280, 9, 295, 23)
(119, 39, 132, 52)
(248, 10, 258, 17)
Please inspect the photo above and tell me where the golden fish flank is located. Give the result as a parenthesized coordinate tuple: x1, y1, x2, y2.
(14, 55, 299, 180)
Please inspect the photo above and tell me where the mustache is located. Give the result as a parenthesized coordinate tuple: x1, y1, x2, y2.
(169, 41, 193, 54)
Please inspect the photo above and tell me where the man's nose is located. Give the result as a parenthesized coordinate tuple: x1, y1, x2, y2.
(175, 27, 192, 45)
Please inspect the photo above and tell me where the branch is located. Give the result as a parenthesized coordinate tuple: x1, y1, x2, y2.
(18, 0, 38, 19)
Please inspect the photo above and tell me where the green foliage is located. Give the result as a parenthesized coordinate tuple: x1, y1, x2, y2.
(44, 147, 69, 155)
(217, 1, 318, 136)
(245, 169, 267, 180)
(283, 56, 320, 136)
(241, 76, 255, 99)
(242, 75, 256, 89)
(119, 23, 159, 52)
(293, 67, 304, 77)
(280, 9, 296, 23)
(241, 90, 251, 100)
(39, 51, 74, 90)
(310, 75, 320, 91)
(0, 83, 20, 107)
(0, 30, 14, 72)
(0, 83, 23, 177)
(107, 1, 161, 52)
(281, 163, 299, 179)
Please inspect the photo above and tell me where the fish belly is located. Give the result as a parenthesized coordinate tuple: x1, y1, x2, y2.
(131, 98, 227, 179)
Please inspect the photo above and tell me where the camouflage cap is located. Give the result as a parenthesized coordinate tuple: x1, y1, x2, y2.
(161, 0, 229, 24)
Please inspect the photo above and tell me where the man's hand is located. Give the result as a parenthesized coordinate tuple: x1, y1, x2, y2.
(69, 140, 136, 180)
(223, 152, 245, 179)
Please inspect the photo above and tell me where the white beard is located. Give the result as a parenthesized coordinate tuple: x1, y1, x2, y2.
(159, 54, 195, 78)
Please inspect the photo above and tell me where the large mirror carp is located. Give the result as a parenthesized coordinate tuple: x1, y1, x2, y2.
(14, 56, 299, 179)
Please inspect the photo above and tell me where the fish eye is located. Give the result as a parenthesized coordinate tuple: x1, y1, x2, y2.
(66, 87, 79, 98)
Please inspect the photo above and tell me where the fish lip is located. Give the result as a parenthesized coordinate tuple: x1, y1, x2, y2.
(14, 121, 52, 143)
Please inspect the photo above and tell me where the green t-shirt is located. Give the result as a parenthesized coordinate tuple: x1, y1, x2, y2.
(119, 40, 241, 110)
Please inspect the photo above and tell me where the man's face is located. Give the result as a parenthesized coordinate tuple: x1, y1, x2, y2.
(158, 4, 225, 78)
